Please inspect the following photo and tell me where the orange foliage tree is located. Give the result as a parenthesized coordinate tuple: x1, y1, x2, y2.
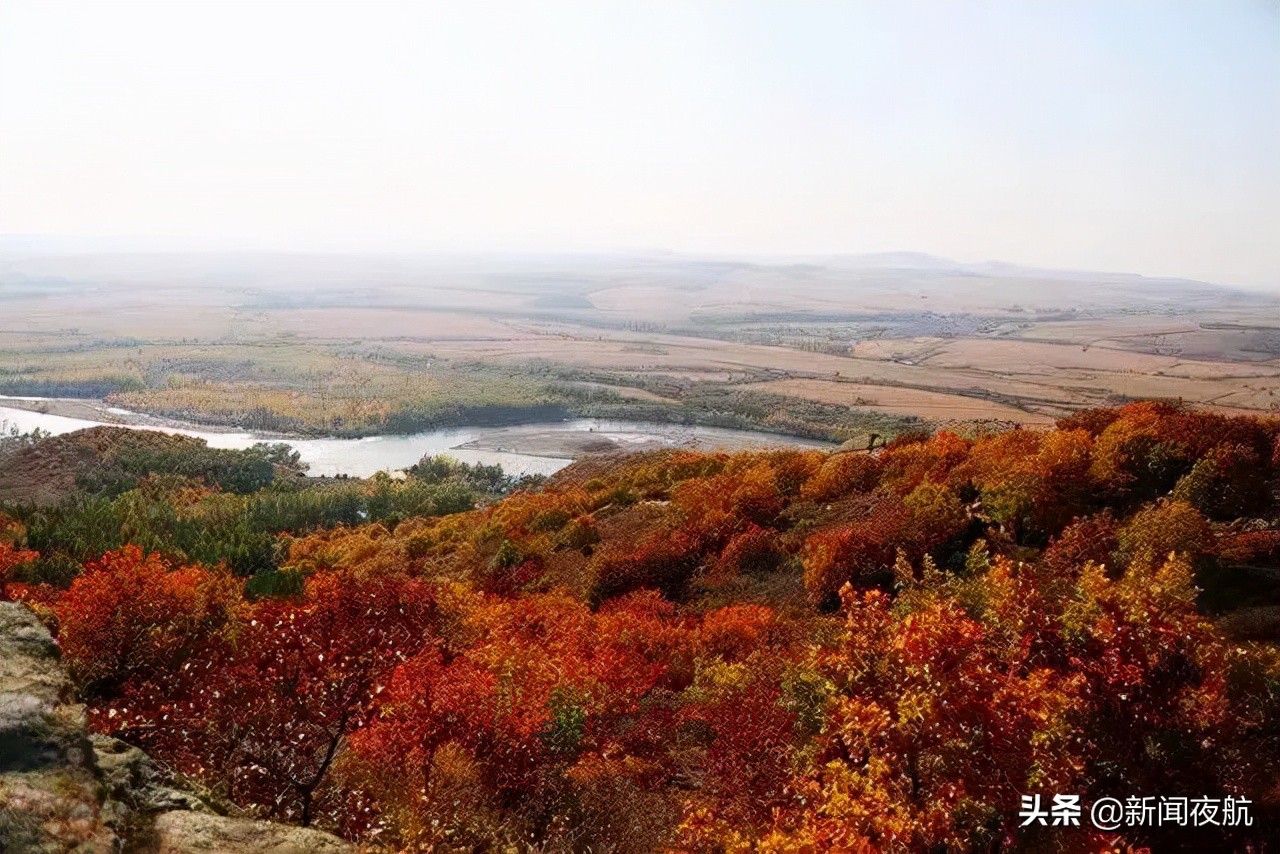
(0, 540, 38, 601)
(56, 545, 241, 694)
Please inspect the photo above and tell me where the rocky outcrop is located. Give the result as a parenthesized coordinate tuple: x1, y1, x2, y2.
(0, 602, 113, 853)
(150, 812, 354, 854)
(0, 602, 354, 853)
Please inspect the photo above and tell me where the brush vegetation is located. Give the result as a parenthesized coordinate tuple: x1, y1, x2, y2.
(3, 401, 1280, 851)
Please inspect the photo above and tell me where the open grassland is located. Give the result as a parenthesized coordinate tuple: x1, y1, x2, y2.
(2, 252, 1277, 441)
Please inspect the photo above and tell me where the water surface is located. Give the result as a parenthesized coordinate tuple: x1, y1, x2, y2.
(0, 401, 831, 478)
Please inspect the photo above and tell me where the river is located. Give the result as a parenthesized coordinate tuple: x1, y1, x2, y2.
(0, 399, 833, 479)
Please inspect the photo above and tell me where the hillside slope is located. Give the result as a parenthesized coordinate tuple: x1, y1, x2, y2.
(3, 401, 1279, 851)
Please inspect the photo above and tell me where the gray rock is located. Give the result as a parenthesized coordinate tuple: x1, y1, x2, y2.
(0, 604, 85, 773)
(91, 733, 215, 816)
(0, 603, 116, 852)
(151, 811, 354, 853)
(0, 768, 118, 853)
(0, 602, 69, 711)
(90, 733, 152, 792)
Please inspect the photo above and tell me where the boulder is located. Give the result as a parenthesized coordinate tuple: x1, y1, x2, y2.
(0, 602, 113, 852)
(152, 811, 353, 854)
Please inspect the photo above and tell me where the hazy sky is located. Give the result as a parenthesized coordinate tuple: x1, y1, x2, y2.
(2, 1, 1278, 285)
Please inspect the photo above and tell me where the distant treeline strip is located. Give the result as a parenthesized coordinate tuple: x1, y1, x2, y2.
(0, 377, 145, 397)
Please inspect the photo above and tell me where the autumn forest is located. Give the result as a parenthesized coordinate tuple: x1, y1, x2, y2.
(1, 401, 1278, 851)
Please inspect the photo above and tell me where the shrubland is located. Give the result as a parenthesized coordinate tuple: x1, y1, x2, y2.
(3, 401, 1280, 851)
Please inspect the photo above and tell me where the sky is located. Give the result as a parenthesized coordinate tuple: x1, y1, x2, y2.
(1, 1, 1278, 286)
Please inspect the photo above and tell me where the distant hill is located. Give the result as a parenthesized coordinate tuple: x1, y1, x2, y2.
(830, 251, 962, 270)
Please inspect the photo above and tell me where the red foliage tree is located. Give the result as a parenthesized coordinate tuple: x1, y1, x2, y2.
(97, 571, 438, 828)
(672, 462, 783, 540)
(723, 586, 1087, 851)
(801, 483, 970, 604)
(691, 683, 798, 828)
(878, 430, 972, 493)
(0, 540, 39, 601)
(1216, 529, 1280, 566)
(711, 523, 783, 581)
(340, 591, 681, 848)
(801, 499, 912, 604)
(1040, 511, 1119, 579)
(56, 546, 241, 693)
(587, 525, 705, 604)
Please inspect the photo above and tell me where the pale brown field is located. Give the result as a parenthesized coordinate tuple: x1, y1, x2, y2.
(740, 378, 1053, 423)
(3, 251, 1277, 436)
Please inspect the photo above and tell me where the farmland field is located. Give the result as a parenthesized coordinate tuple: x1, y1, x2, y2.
(2, 250, 1276, 443)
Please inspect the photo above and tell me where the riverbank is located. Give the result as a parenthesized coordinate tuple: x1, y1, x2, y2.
(0, 395, 255, 435)
(453, 420, 835, 458)
(1, 398, 835, 479)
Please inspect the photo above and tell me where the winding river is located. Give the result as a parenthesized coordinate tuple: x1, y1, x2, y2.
(0, 399, 833, 479)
